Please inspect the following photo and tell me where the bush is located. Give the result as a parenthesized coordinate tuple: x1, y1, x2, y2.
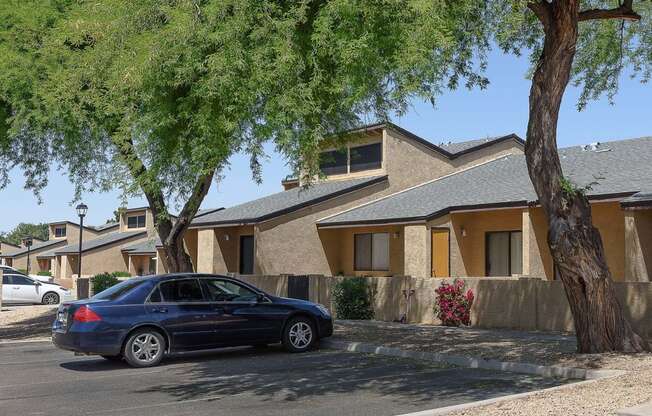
(91, 273, 121, 295)
(17, 268, 28, 274)
(112, 271, 131, 278)
(434, 279, 474, 327)
(332, 277, 374, 320)
(37, 271, 52, 276)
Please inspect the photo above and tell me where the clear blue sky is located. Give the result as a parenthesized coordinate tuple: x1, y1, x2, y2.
(0, 49, 649, 232)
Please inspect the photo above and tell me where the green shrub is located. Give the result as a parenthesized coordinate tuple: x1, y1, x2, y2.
(332, 277, 374, 320)
(17, 268, 28, 274)
(112, 271, 131, 278)
(91, 273, 121, 295)
(37, 271, 52, 276)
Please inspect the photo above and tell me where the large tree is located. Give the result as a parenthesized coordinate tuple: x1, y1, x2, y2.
(0, 223, 49, 246)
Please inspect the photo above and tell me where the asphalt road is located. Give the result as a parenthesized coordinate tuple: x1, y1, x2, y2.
(0, 341, 567, 416)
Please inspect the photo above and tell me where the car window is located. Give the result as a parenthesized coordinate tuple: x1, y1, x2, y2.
(148, 286, 162, 303)
(2, 275, 10, 285)
(93, 280, 146, 300)
(159, 279, 205, 303)
(203, 279, 258, 303)
(10, 275, 35, 286)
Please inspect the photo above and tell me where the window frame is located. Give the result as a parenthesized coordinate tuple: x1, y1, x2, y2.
(54, 226, 66, 238)
(127, 214, 146, 229)
(318, 140, 383, 177)
(349, 142, 383, 173)
(354, 232, 390, 272)
(485, 230, 523, 277)
(319, 148, 349, 176)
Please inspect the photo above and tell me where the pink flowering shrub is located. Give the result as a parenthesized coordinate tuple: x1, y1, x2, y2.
(433, 279, 474, 326)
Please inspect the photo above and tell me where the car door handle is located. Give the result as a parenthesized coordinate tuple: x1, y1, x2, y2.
(12, 286, 20, 289)
(152, 307, 168, 313)
(212, 306, 225, 313)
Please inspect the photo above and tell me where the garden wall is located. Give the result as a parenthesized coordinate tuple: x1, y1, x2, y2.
(240, 274, 652, 338)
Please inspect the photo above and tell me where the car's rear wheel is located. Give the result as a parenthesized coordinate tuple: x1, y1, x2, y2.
(282, 317, 316, 353)
(41, 292, 59, 305)
(123, 329, 165, 368)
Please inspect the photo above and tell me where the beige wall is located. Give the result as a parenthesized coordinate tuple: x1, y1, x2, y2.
(49, 222, 101, 244)
(119, 208, 155, 235)
(625, 209, 652, 281)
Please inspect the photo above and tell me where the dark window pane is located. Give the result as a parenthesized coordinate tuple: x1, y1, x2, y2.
(2, 275, 9, 284)
(239, 236, 254, 275)
(159, 279, 205, 302)
(55, 227, 66, 237)
(354, 234, 372, 270)
(148, 287, 162, 303)
(319, 149, 348, 175)
(11, 275, 35, 285)
(350, 143, 382, 172)
(127, 215, 146, 229)
(203, 279, 258, 302)
(94, 280, 145, 300)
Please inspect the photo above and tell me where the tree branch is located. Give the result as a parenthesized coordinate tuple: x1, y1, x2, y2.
(579, 1, 641, 22)
(528, 1, 552, 27)
(167, 170, 215, 244)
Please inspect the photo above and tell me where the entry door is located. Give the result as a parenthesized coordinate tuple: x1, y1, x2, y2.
(239, 235, 254, 275)
(431, 229, 450, 277)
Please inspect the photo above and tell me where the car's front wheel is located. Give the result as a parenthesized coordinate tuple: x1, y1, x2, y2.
(41, 292, 59, 305)
(282, 317, 316, 353)
(123, 329, 165, 368)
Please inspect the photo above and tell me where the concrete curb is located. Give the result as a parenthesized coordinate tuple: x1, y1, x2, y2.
(321, 339, 623, 380)
(0, 337, 51, 344)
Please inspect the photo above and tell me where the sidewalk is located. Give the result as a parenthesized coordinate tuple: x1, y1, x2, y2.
(332, 320, 652, 416)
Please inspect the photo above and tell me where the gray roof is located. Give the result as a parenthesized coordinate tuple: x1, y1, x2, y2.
(191, 175, 388, 227)
(0, 239, 68, 258)
(319, 137, 652, 226)
(439, 136, 513, 154)
(55, 231, 147, 254)
(90, 222, 119, 232)
(122, 237, 162, 254)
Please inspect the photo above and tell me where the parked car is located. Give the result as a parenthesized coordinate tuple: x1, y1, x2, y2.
(1, 273, 73, 305)
(52, 273, 333, 367)
(0, 266, 51, 283)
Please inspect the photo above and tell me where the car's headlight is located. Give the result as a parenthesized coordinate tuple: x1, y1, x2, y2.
(316, 304, 331, 317)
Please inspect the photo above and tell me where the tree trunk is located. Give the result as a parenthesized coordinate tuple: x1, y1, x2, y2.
(525, 0, 649, 353)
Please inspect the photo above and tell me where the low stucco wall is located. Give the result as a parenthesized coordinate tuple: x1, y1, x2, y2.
(240, 274, 652, 339)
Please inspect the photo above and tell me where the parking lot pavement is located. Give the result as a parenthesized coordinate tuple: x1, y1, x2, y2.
(0, 341, 568, 416)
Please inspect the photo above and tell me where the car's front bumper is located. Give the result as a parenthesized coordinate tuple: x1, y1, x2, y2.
(317, 316, 333, 338)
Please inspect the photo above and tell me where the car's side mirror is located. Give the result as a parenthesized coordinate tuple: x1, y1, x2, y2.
(35, 281, 42, 286)
(256, 293, 266, 303)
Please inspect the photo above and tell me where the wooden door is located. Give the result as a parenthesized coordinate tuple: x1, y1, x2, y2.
(431, 229, 450, 277)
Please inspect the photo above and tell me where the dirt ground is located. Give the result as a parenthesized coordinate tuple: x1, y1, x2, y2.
(0, 305, 56, 341)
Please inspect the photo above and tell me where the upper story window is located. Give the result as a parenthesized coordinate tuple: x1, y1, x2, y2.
(127, 214, 146, 229)
(350, 143, 382, 172)
(54, 226, 66, 238)
(319, 149, 348, 176)
(319, 141, 383, 176)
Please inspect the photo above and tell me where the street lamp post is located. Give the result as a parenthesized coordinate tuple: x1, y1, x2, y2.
(22, 236, 33, 275)
(76, 203, 88, 279)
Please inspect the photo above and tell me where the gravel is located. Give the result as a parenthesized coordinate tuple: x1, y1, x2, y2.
(333, 320, 652, 416)
(0, 305, 56, 341)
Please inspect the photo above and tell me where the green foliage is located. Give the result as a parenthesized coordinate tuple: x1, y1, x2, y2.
(37, 271, 52, 277)
(112, 271, 131, 278)
(91, 272, 122, 295)
(332, 277, 374, 320)
(0, 0, 650, 202)
(17, 268, 27, 274)
(0, 223, 49, 246)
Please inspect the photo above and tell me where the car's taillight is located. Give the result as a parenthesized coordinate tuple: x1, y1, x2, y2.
(73, 306, 102, 323)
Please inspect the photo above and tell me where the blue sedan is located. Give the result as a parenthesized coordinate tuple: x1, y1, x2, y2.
(52, 273, 333, 367)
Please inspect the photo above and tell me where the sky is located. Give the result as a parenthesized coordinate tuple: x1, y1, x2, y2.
(0, 49, 650, 232)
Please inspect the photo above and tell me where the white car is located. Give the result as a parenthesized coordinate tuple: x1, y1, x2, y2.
(0, 266, 52, 283)
(1, 273, 73, 305)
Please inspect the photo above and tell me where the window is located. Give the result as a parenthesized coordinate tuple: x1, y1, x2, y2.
(354, 232, 389, 271)
(93, 280, 145, 300)
(10, 275, 35, 286)
(202, 279, 258, 302)
(148, 257, 157, 275)
(159, 279, 205, 302)
(239, 235, 254, 275)
(2, 275, 9, 285)
(319, 149, 348, 176)
(54, 226, 66, 238)
(486, 231, 523, 276)
(350, 142, 382, 172)
(127, 214, 146, 229)
(148, 286, 162, 303)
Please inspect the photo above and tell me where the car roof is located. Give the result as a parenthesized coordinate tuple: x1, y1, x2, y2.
(138, 273, 240, 283)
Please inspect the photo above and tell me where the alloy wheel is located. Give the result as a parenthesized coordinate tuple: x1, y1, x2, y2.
(131, 333, 161, 364)
(42, 293, 59, 305)
(288, 322, 313, 349)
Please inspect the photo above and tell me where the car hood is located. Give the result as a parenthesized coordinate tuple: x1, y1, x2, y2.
(40, 282, 68, 291)
(270, 296, 317, 307)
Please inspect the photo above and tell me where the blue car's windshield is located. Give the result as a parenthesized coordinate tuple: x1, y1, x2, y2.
(93, 279, 147, 301)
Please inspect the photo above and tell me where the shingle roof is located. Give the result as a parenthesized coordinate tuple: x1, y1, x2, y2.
(438, 135, 517, 154)
(90, 222, 119, 232)
(55, 231, 147, 254)
(0, 239, 68, 258)
(318, 137, 652, 226)
(191, 175, 388, 227)
(122, 237, 161, 254)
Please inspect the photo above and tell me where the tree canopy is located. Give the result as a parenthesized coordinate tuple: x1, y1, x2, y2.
(0, 223, 49, 246)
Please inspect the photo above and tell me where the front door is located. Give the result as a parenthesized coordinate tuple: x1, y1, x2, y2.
(431, 229, 450, 277)
(8, 274, 40, 303)
(239, 235, 254, 275)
